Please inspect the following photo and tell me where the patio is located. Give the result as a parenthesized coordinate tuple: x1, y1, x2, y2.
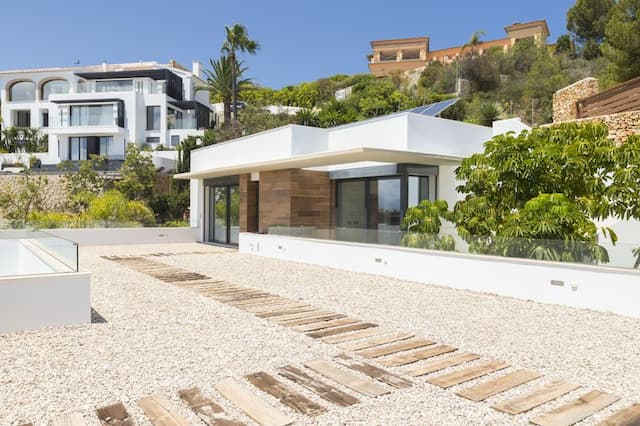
(1, 243, 639, 425)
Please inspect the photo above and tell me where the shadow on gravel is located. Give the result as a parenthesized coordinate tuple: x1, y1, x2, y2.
(91, 308, 108, 324)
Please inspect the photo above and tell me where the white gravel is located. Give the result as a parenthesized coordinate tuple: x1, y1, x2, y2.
(1, 243, 639, 426)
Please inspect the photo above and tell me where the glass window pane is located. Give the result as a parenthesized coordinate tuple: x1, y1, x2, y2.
(229, 186, 240, 244)
(10, 81, 36, 102)
(338, 181, 366, 228)
(369, 178, 401, 231)
(147, 106, 160, 130)
(42, 80, 69, 100)
(214, 187, 227, 243)
(408, 176, 429, 208)
(95, 80, 133, 92)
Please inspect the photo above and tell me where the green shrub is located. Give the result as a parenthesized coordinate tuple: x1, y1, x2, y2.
(86, 190, 155, 227)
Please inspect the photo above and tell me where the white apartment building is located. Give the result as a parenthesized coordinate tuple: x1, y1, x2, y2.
(0, 60, 212, 167)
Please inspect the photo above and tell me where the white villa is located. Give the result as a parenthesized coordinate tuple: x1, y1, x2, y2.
(0, 60, 212, 167)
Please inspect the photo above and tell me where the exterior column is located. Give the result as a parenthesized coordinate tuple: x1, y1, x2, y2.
(239, 173, 258, 233)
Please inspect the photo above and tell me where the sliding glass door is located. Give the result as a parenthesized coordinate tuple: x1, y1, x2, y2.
(207, 184, 239, 245)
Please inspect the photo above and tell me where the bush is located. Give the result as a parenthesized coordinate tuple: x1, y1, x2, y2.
(86, 190, 155, 227)
(28, 211, 79, 229)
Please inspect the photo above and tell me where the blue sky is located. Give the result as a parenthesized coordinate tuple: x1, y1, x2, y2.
(0, 0, 575, 88)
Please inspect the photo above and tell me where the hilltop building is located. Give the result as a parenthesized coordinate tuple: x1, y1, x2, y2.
(368, 20, 550, 77)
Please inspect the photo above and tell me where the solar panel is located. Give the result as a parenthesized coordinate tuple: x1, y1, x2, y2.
(409, 98, 459, 117)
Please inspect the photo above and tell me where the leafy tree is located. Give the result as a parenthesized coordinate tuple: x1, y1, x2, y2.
(452, 122, 640, 264)
(567, 0, 614, 59)
(221, 24, 260, 125)
(459, 54, 500, 92)
(199, 57, 251, 124)
(401, 199, 456, 251)
(555, 34, 576, 57)
(58, 155, 109, 212)
(86, 190, 155, 227)
(603, 0, 640, 82)
(115, 144, 157, 203)
(0, 171, 51, 227)
(524, 48, 569, 124)
(238, 106, 296, 135)
(0, 127, 48, 153)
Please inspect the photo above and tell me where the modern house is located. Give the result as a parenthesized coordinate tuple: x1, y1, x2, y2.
(176, 102, 528, 245)
(0, 60, 213, 167)
(368, 20, 550, 76)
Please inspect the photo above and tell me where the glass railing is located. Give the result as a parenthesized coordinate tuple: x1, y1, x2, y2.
(267, 226, 640, 271)
(168, 117, 198, 129)
(0, 229, 78, 277)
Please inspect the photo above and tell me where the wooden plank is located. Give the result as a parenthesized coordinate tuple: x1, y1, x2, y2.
(178, 387, 244, 426)
(228, 297, 289, 307)
(214, 378, 293, 426)
(96, 402, 134, 425)
(321, 326, 393, 344)
(379, 345, 457, 368)
(405, 352, 481, 377)
(137, 393, 190, 426)
(51, 413, 86, 426)
(338, 332, 414, 352)
(256, 307, 318, 318)
(334, 355, 413, 389)
(304, 359, 390, 397)
(271, 310, 336, 323)
(278, 365, 359, 407)
(279, 313, 346, 327)
(307, 322, 377, 339)
(597, 403, 640, 426)
(492, 380, 582, 415)
(245, 371, 327, 416)
(292, 317, 359, 332)
(246, 302, 309, 313)
(355, 338, 435, 358)
(427, 361, 510, 389)
(215, 293, 272, 303)
(456, 369, 541, 402)
(530, 390, 620, 426)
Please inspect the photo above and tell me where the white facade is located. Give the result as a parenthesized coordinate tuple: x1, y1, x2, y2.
(0, 61, 213, 166)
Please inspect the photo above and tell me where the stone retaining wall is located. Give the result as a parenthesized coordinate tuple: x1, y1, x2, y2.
(0, 174, 67, 220)
(552, 78, 599, 123)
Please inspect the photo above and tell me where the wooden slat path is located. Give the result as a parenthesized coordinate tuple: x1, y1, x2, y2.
(280, 313, 346, 327)
(321, 326, 393, 344)
(256, 307, 318, 318)
(334, 355, 413, 389)
(96, 402, 135, 425)
(178, 387, 244, 426)
(248, 303, 314, 314)
(137, 393, 190, 426)
(456, 369, 541, 402)
(246, 371, 327, 416)
(379, 345, 457, 368)
(597, 403, 640, 426)
(307, 322, 377, 339)
(405, 352, 481, 377)
(304, 359, 390, 397)
(292, 317, 359, 332)
(229, 297, 289, 307)
(278, 365, 359, 407)
(214, 378, 293, 426)
(530, 390, 620, 426)
(338, 331, 413, 351)
(492, 380, 582, 415)
(356, 338, 434, 359)
(272, 310, 337, 323)
(51, 413, 86, 426)
(428, 361, 510, 389)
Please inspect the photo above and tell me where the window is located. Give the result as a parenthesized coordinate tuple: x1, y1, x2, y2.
(9, 81, 36, 102)
(146, 137, 160, 144)
(408, 176, 429, 208)
(146, 106, 161, 130)
(70, 104, 115, 126)
(41, 79, 69, 100)
(170, 135, 180, 147)
(69, 136, 113, 161)
(15, 110, 31, 127)
(68, 137, 86, 161)
(95, 79, 133, 92)
(41, 110, 49, 128)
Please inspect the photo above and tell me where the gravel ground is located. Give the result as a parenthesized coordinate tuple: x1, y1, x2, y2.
(1, 242, 639, 426)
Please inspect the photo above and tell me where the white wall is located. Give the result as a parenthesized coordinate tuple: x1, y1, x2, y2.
(329, 114, 408, 151)
(407, 114, 492, 157)
(47, 227, 198, 246)
(0, 271, 91, 334)
(240, 233, 640, 319)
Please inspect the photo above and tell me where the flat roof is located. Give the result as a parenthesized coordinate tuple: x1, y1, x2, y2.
(370, 37, 429, 48)
(175, 147, 463, 180)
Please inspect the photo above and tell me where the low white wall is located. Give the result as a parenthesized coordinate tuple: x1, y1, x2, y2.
(0, 271, 91, 334)
(240, 233, 640, 319)
(46, 227, 198, 246)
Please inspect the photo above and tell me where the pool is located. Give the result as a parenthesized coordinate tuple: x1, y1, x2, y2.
(0, 239, 56, 277)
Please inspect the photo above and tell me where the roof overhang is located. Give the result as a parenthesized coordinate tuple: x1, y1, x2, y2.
(174, 147, 462, 180)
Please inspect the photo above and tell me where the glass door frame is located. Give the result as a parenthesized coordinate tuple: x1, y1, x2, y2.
(204, 176, 240, 246)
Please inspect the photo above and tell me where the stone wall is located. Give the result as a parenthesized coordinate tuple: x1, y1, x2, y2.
(0, 173, 67, 220)
(550, 110, 640, 146)
(552, 78, 599, 123)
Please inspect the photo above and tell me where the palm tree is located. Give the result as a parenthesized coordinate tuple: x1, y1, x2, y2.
(460, 30, 486, 58)
(197, 57, 250, 125)
(221, 24, 260, 125)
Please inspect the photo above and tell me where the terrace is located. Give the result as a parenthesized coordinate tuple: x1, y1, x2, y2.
(1, 240, 639, 425)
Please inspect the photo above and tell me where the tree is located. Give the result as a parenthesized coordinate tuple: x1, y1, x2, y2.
(603, 0, 640, 82)
(1, 127, 48, 153)
(451, 122, 640, 264)
(115, 144, 157, 203)
(401, 199, 456, 251)
(221, 24, 260, 125)
(86, 190, 155, 228)
(198, 56, 251, 125)
(58, 155, 109, 213)
(555, 34, 576, 57)
(0, 171, 51, 227)
(567, 0, 614, 59)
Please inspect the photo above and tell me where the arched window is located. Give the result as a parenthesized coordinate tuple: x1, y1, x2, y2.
(9, 81, 36, 102)
(41, 79, 69, 100)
